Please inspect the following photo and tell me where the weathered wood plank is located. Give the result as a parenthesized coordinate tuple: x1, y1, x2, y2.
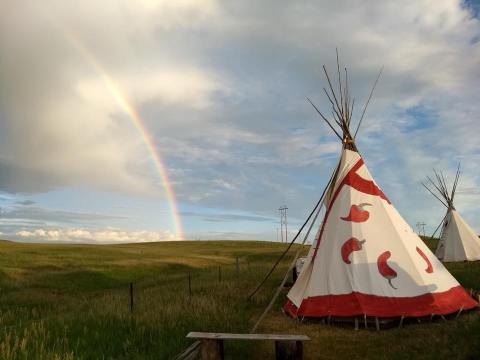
(275, 340, 303, 360)
(174, 340, 201, 360)
(200, 339, 223, 360)
(187, 332, 310, 341)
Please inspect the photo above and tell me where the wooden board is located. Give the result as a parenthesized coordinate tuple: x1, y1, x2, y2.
(187, 332, 310, 341)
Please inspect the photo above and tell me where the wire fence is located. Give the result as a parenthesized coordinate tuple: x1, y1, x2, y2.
(0, 255, 297, 335)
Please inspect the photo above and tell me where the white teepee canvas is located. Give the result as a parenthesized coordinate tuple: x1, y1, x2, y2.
(423, 167, 480, 262)
(437, 210, 480, 261)
(423, 164, 480, 261)
(285, 149, 477, 318)
(283, 60, 477, 318)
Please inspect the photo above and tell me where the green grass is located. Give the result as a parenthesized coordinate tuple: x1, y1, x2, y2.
(0, 239, 478, 359)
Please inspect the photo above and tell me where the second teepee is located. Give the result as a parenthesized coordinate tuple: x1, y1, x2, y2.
(423, 166, 480, 262)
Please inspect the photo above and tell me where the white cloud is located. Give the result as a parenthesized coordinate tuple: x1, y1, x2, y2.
(76, 68, 222, 112)
(0, 0, 225, 195)
(15, 227, 175, 243)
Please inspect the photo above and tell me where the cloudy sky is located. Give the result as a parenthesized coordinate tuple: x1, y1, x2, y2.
(0, 0, 479, 243)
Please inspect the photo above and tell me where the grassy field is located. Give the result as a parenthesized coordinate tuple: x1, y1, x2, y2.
(0, 239, 478, 359)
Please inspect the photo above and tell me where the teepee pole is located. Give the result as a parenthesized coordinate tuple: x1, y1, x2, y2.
(422, 182, 448, 208)
(430, 212, 449, 240)
(344, 68, 351, 125)
(354, 67, 383, 139)
(349, 97, 355, 126)
(323, 88, 343, 126)
(247, 171, 335, 301)
(306, 98, 342, 140)
(323, 65, 343, 119)
(451, 163, 461, 203)
(439, 171, 450, 203)
(336, 48, 344, 117)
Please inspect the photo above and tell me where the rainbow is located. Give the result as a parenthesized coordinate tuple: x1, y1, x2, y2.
(62, 32, 184, 240)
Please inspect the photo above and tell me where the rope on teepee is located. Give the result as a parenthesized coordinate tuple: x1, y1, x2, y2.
(248, 168, 338, 332)
(247, 169, 335, 301)
(429, 212, 449, 240)
(250, 194, 324, 333)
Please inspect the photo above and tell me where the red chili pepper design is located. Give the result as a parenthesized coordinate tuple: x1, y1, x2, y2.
(377, 251, 397, 289)
(416, 247, 433, 273)
(340, 203, 372, 222)
(341, 237, 366, 264)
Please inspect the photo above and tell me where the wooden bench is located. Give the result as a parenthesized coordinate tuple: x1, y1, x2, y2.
(186, 332, 310, 360)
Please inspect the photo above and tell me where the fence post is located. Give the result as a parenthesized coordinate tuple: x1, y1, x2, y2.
(188, 272, 192, 296)
(218, 266, 221, 283)
(236, 256, 240, 278)
(130, 282, 134, 313)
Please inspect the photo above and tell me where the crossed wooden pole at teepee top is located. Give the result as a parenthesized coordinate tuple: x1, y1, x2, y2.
(421, 163, 461, 239)
(306, 49, 383, 153)
(422, 163, 461, 210)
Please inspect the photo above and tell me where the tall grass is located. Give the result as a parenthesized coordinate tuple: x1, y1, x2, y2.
(0, 240, 478, 359)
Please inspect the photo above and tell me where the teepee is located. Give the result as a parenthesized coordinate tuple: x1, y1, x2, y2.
(284, 60, 477, 319)
(422, 167, 480, 262)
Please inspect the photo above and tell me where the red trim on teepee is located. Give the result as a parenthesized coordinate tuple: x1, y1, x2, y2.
(312, 159, 364, 259)
(343, 167, 391, 204)
(312, 157, 391, 260)
(284, 285, 478, 318)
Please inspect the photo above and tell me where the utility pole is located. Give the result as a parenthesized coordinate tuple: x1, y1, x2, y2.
(279, 219, 283, 243)
(279, 205, 288, 243)
(416, 222, 426, 237)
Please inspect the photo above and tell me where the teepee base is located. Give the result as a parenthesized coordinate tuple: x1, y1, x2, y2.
(290, 309, 477, 330)
(284, 286, 477, 319)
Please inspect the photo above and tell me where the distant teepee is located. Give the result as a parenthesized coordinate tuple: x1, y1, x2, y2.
(422, 166, 480, 262)
(284, 56, 478, 319)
